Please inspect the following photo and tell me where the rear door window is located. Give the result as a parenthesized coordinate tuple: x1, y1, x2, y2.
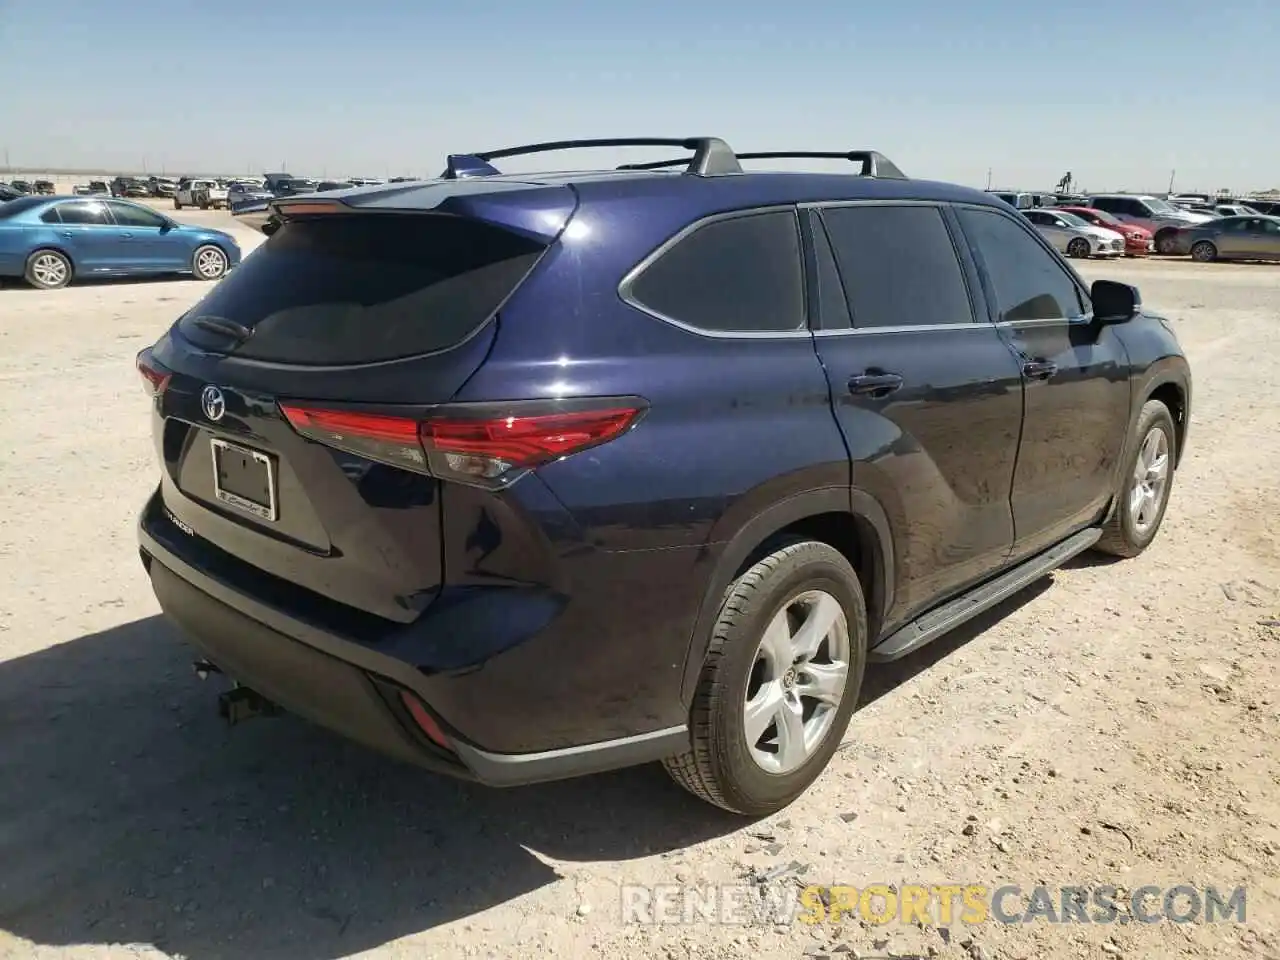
(625, 209, 805, 333)
(54, 201, 114, 225)
(176, 214, 546, 364)
(820, 204, 974, 328)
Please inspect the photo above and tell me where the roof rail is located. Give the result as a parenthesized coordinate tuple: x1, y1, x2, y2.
(439, 137, 743, 179)
(618, 149, 907, 180)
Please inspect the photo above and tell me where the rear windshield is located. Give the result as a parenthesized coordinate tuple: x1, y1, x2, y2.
(0, 197, 48, 218)
(177, 214, 546, 364)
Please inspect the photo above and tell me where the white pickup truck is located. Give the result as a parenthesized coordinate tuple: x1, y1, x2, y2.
(173, 178, 229, 210)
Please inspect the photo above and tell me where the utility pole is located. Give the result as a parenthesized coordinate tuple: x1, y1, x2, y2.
(1167, 169, 1176, 196)
(986, 168, 993, 190)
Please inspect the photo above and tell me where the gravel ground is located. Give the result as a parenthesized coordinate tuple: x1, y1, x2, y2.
(1, 218, 1278, 960)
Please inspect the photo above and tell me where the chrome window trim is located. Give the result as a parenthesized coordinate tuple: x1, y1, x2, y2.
(617, 204, 812, 341)
(812, 322, 993, 338)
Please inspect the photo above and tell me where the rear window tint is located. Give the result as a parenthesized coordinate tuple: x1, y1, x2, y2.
(177, 215, 545, 364)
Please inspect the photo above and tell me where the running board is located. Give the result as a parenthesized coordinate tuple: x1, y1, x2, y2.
(868, 527, 1101, 662)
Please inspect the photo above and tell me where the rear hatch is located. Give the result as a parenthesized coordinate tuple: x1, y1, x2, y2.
(143, 180, 576, 623)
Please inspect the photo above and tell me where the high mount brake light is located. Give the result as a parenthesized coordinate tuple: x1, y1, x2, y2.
(137, 351, 171, 397)
(279, 402, 644, 487)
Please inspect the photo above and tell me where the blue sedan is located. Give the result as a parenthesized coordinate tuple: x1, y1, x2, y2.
(0, 196, 241, 289)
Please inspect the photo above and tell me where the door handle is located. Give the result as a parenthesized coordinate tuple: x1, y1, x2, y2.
(848, 371, 904, 397)
(60, 231, 73, 239)
(1022, 359, 1058, 380)
(119, 232, 134, 239)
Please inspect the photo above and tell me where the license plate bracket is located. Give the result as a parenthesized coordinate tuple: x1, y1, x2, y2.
(211, 438, 278, 522)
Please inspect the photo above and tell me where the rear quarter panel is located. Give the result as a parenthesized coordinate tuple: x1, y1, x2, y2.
(0, 220, 51, 276)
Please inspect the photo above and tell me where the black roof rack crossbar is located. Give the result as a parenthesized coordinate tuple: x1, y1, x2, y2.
(617, 149, 907, 180)
(440, 137, 742, 179)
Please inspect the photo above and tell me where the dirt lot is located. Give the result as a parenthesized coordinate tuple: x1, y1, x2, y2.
(1, 221, 1277, 960)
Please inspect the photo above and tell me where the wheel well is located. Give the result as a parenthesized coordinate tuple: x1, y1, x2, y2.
(1148, 382, 1188, 466)
(742, 511, 883, 640)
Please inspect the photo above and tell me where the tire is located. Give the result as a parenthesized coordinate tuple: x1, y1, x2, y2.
(1154, 229, 1179, 255)
(24, 249, 72, 289)
(1094, 400, 1178, 558)
(664, 539, 868, 815)
(192, 244, 228, 281)
(1191, 241, 1217, 263)
(1066, 237, 1092, 259)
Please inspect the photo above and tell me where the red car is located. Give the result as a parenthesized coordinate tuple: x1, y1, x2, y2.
(1057, 206, 1153, 257)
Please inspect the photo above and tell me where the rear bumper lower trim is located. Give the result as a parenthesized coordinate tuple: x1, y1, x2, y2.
(451, 726, 689, 787)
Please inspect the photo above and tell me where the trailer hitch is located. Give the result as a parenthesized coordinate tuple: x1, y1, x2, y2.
(217, 684, 280, 726)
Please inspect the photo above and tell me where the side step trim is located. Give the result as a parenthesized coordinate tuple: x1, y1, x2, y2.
(868, 527, 1101, 662)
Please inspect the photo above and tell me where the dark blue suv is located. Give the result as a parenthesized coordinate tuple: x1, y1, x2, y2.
(136, 137, 1191, 815)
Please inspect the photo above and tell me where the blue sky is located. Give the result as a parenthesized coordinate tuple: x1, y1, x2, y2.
(2, 0, 1277, 192)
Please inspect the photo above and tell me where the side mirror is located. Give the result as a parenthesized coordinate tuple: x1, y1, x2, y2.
(1092, 280, 1140, 323)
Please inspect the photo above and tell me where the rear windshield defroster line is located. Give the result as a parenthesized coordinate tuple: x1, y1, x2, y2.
(177, 214, 547, 365)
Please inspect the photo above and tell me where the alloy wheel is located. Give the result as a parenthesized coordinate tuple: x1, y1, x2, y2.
(1128, 426, 1170, 534)
(744, 589, 850, 774)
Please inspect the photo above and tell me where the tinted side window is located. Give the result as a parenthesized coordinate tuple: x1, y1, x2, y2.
(957, 208, 1085, 322)
(108, 202, 167, 228)
(820, 205, 973, 328)
(56, 201, 113, 225)
(40, 208, 62, 224)
(1091, 198, 1120, 214)
(808, 212, 851, 330)
(627, 210, 804, 332)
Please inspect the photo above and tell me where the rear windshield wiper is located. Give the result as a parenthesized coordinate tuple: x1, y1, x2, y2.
(190, 316, 253, 343)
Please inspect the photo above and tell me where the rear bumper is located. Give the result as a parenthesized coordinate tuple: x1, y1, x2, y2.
(137, 492, 689, 787)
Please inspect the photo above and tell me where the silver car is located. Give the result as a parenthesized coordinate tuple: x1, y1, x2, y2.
(1023, 209, 1125, 259)
(1170, 215, 1280, 262)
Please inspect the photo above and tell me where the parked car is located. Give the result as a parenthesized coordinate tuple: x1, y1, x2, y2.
(1161, 215, 1280, 262)
(262, 173, 318, 197)
(1084, 194, 1216, 254)
(110, 176, 151, 198)
(0, 196, 240, 289)
(0, 183, 23, 202)
(32, 180, 56, 195)
(149, 177, 178, 198)
(1213, 203, 1260, 218)
(227, 181, 274, 212)
(1055, 206, 1153, 257)
(1022, 208, 1124, 258)
(9, 180, 33, 194)
(73, 180, 111, 196)
(174, 178, 229, 210)
(136, 137, 1192, 815)
(989, 190, 1034, 210)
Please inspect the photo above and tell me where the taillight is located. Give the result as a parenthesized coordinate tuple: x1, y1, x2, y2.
(136, 350, 171, 397)
(279, 400, 645, 487)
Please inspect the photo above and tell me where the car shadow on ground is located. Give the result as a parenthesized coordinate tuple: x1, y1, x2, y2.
(860, 577, 1052, 705)
(0, 275, 205, 292)
(0, 580, 1050, 959)
(0, 616, 742, 960)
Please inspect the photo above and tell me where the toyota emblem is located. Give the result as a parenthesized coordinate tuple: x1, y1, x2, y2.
(201, 385, 226, 422)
